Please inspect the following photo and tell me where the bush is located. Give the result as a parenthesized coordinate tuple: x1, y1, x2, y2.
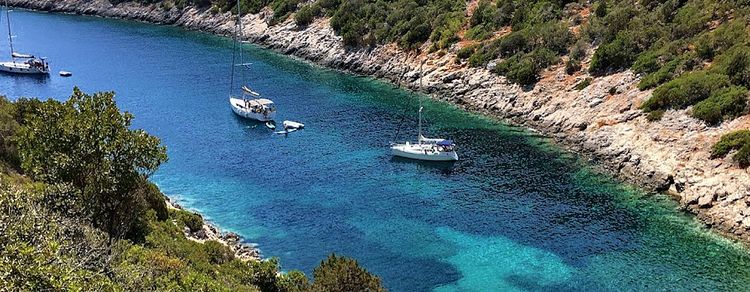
(294, 4, 321, 27)
(712, 130, 750, 167)
(589, 37, 637, 75)
(456, 44, 478, 60)
(271, 0, 301, 24)
(692, 86, 748, 125)
(312, 254, 385, 292)
(641, 71, 730, 112)
(715, 46, 750, 87)
(574, 78, 592, 90)
(494, 48, 557, 85)
(646, 109, 665, 121)
(203, 240, 234, 264)
(465, 24, 492, 40)
(174, 209, 204, 232)
(638, 58, 680, 90)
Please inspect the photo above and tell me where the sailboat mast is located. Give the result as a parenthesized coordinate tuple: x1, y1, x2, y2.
(418, 61, 423, 145)
(4, 0, 13, 63)
(228, 1, 240, 98)
(237, 1, 246, 96)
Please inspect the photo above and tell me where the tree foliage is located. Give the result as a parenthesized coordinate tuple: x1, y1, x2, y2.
(311, 254, 385, 292)
(17, 88, 168, 240)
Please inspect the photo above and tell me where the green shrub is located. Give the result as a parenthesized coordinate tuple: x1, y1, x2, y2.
(203, 240, 234, 264)
(638, 58, 680, 90)
(465, 24, 492, 40)
(456, 44, 478, 60)
(495, 48, 557, 85)
(646, 109, 665, 121)
(497, 32, 528, 57)
(312, 254, 385, 292)
(712, 130, 750, 167)
(174, 209, 204, 232)
(713, 46, 750, 87)
(692, 86, 748, 125)
(271, 0, 300, 24)
(294, 3, 321, 27)
(503, 57, 537, 85)
(470, 0, 500, 29)
(589, 37, 637, 75)
(641, 71, 730, 112)
(574, 78, 592, 90)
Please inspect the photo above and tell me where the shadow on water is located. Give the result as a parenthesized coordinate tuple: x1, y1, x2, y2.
(389, 156, 457, 175)
(2, 72, 50, 85)
(230, 112, 276, 133)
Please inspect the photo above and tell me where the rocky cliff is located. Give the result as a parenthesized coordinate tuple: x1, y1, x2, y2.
(10, 0, 750, 243)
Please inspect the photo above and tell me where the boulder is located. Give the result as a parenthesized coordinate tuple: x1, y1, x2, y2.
(698, 193, 716, 208)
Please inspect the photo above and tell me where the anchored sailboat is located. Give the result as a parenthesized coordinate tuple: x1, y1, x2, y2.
(228, 2, 275, 122)
(0, 0, 48, 75)
(391, 62, 458, 162)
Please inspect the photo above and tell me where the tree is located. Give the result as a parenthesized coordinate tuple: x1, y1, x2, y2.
(17, 88, 168, 240)
(311, 254, 384, 292)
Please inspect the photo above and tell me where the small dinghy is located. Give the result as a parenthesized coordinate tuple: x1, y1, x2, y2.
(283, 120, 304, 130)
(265, 121, 276, 130)
(59, 71, 72, 77)
(275, 128, 298, 135)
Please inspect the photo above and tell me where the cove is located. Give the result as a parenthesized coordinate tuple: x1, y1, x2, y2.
(2, 9, 750, 291)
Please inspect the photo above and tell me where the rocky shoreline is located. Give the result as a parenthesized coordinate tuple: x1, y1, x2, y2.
(11, 0, 750, 244)
(166, 197, 261, 261)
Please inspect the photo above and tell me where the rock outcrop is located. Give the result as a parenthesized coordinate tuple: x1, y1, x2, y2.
(167, 198, 261, 261)
(10, 0, 750, 243)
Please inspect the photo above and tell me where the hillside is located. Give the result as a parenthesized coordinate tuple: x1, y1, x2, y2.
(0, 89, 384, 291)
(5, 0, 750, 249)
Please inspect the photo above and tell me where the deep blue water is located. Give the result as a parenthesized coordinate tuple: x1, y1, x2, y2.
(2, 9, 750, 291)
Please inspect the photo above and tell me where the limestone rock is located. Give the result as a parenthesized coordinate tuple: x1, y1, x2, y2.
(698, 193, 716, 208)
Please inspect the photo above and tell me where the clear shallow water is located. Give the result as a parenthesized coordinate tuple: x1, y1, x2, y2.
(3, 9, 750, 291)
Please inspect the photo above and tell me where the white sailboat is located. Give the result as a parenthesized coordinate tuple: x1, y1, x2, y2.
(228, 2, 275, 122)
(391, 63, 458, 162)
(0, 1, 48, 75)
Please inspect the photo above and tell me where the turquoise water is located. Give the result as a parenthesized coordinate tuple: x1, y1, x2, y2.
(2, 10, 750, 291)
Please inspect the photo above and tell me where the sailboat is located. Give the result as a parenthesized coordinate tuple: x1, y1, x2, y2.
(390, 63, 458, 162)
(228, 2, 275, 122)
(0, 1, 48, 75)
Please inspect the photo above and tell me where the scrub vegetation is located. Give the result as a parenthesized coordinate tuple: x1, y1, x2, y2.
(0, 89, 383, 291)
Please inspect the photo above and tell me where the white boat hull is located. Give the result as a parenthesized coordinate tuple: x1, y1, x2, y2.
(391, 143, 459, 161)
(230, 97, 276, 122)
(0, 61, 49, 74)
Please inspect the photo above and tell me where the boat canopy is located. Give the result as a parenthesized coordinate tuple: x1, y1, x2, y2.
(12, 52, 34, 58)
(437, 140, 454, 146)
(419, 135, 446, 143)
(242, 85, 261, 96)
(246, 98, 274, 107)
